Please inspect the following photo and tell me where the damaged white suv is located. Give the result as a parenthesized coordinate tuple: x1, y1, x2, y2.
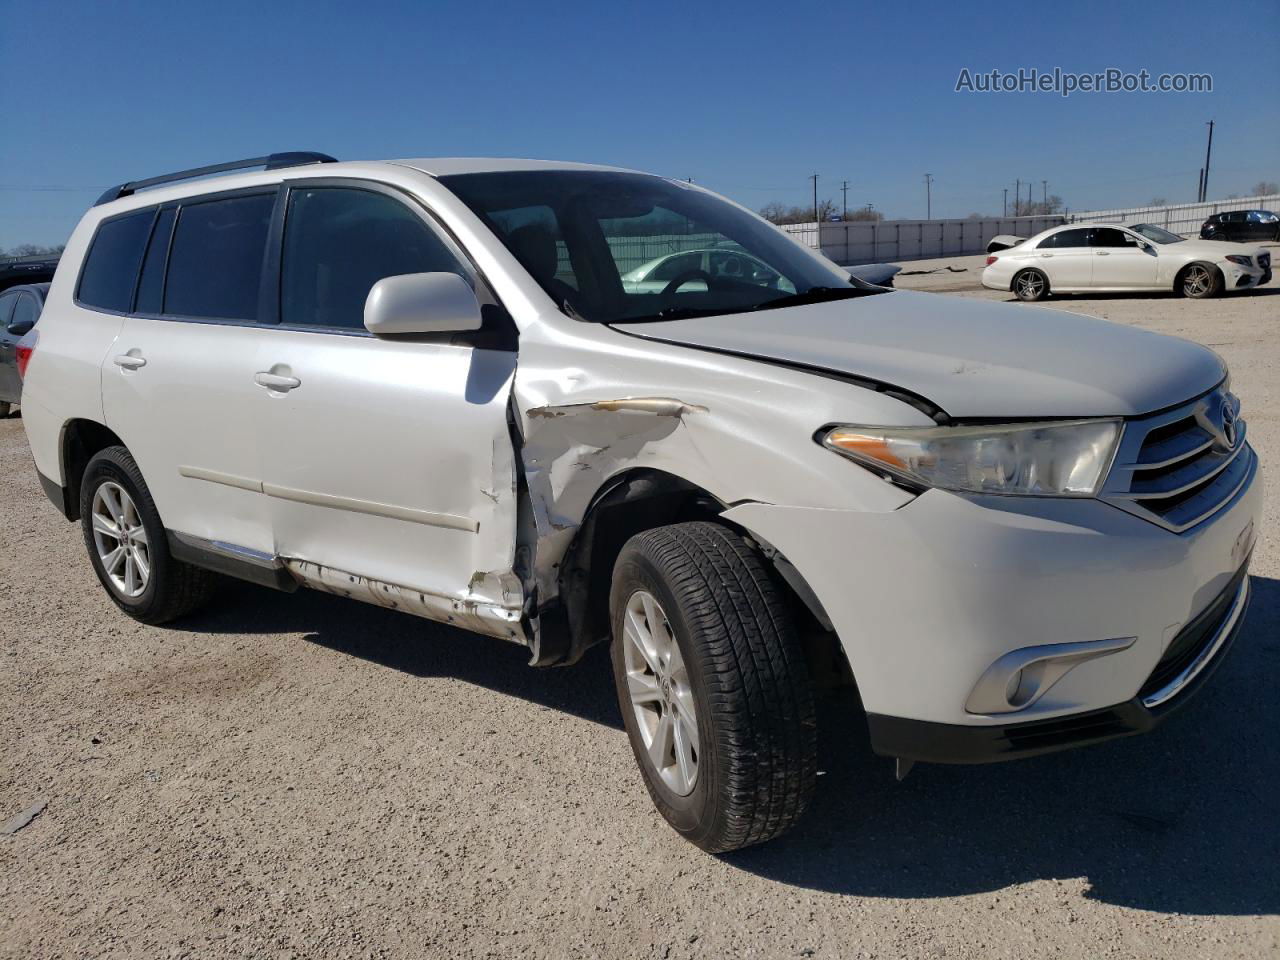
(21, 153, 1261, 851)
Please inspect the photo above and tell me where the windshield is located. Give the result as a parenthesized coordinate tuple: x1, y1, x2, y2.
(439, 170, 880, 323)
(1128, 223, 1185, 244)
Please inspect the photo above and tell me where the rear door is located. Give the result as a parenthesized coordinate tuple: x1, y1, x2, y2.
(1089, 227, 1158, 288)
(100, 189, 278, 554)
(1034, 228, 1093, 288)
(255, 181, 520, 617)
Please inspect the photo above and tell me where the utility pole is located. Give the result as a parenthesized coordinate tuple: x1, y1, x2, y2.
(924, 173, 933, 219)
(809, 173, 819, 224)
(1015, 179, 1021, 216)
(1200, 121, 1215, 201)
(1198, 168, 1205, 202)
(1003, 188, 1008, 217)
(841, 180, 849, 219)
(1042, 180, 1048, 210)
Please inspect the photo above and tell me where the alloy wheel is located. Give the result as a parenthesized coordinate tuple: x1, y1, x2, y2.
(91, 481, 150, 598)
(622, 589, 700, 796)
(1184, 265, 1211, 297)
(1017, 272, 1044, 299)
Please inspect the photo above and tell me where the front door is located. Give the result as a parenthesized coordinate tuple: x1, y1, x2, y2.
(0, 291, 24, 402)
(255, 183, 520, 622)
(1090, 227, 1159, 288)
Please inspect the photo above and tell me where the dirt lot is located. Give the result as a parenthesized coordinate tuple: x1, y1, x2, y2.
(2, 259, 1277, 960)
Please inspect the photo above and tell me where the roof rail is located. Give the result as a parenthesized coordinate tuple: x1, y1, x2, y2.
(94, 151, 338, 206)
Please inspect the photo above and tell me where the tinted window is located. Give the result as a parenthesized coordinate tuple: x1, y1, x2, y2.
(281, 187, 468, 330)
(135, 208, 175, 316)
(78, 210, 154, 312)
(1038, 228, 1090, 249)
(1091, 228, 1140, 248)
(165, 193, 274, 321)
(11, 294, 39, 329)
(0, 293, 16, 327)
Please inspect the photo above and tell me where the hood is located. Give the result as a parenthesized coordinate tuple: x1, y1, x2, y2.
(611, 290, 1225, 419)
(1168, 238, 1265, 257)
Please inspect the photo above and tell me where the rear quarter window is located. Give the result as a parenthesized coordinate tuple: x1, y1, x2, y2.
(77, 210, 156, 312)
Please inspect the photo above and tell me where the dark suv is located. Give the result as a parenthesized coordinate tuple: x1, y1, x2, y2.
(1200, 209, 1280, 242)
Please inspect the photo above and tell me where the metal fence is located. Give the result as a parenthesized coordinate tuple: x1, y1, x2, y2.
(774, 216, 1066, 264)
(1068, 194, 1280, 237)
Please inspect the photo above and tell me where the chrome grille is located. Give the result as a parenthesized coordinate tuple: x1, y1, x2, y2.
(1101, 387, 1254, 533)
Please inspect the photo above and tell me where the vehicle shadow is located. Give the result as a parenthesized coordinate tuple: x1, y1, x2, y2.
(182, 580, 623, 729)
(182, 574, 1278, 915)
(725, 573, 1280, 916)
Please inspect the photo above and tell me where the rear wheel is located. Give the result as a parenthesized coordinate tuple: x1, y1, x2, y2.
(80, 446, 217, 624)
(1013, 268, 1050, 301)
(610, 521, 817, 852)
(1178, 262, 1221, 299)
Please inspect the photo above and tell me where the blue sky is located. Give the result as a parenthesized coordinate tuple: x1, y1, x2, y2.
(2, 0, 1277, 248)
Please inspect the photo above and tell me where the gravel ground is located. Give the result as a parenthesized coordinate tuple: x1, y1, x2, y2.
(2, 258, 1278, 959)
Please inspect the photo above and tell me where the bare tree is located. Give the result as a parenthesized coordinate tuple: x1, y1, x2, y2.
(1148, 197, 1167, 207)
(1252, 181, 1279, 196)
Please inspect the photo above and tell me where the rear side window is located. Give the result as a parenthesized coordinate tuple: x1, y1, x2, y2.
(165, 193, 274, 321)
(1038, 228, 1090, 249)
(77, 210, 155, 312)
(280, 187, 468, 330)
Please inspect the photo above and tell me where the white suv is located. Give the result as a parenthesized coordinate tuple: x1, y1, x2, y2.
(20, 153, 1261, 851)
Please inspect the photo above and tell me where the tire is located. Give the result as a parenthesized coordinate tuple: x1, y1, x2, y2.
(609, 521, 817, 852)
(1013, 268, 1050, 301)
(1177, 261, 1222, 299)
(0, 402, 10, 418)
(79, 446, 217, 624)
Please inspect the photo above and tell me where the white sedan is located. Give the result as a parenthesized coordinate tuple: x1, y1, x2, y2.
(982, 222, 1271, 301)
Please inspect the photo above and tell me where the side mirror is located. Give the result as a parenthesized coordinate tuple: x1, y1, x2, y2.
(364, 272, 483, 336)
(7, 319, 35, 337)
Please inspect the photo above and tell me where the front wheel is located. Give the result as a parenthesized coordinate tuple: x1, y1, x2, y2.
(1178, 262, 1222, 299)
(80, 446, 217, 624)
(610, 522, 817, 852)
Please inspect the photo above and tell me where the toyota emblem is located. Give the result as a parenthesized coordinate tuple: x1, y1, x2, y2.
(1221, 400, 1238, 447)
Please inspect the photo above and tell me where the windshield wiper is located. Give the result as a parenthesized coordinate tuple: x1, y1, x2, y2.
(618, 305, 734, 324)
(748, 286, 872, 313)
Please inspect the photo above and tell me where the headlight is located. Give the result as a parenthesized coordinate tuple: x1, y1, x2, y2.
(820, 419, 1121, 496)
(1225, 255, 1253, 266)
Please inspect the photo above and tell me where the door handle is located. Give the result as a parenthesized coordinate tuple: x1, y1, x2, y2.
(1094, 251, 1110, 256)
(1039, 253, 1053, 258)
(254, 371, 301, 392)
(113, 354, 147, 370)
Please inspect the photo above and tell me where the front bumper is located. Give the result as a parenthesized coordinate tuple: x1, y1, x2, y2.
(866, 565, 1250, 763)
(721, 448, 1262, 749)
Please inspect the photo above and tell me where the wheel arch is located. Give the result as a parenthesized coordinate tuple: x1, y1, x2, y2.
(55, 418, 126, 521)
(539, 467, 840, 676)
